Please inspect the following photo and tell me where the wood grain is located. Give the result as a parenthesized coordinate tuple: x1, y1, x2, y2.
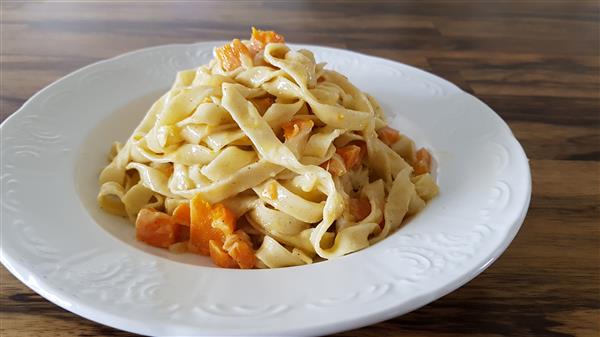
(1, 1, 599, 336)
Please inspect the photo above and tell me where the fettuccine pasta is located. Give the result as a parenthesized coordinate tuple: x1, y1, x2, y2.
(98, 28, 438, 269)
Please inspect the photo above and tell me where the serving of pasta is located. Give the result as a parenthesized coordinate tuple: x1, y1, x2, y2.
(97, 28, 439, 269)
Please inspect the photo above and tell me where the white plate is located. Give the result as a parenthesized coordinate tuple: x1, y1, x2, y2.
(0, 42, 531, 336)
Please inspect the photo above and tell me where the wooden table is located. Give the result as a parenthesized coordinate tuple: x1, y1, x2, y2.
(1, 1, 598, 336)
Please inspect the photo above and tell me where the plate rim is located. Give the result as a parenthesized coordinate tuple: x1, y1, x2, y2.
(0, 41, 532, 336)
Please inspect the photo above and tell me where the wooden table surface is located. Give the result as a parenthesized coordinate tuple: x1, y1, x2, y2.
(1, 1, 599, 336)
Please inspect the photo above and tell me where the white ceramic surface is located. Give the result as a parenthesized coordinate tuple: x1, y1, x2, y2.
(0, 42, 531, 336)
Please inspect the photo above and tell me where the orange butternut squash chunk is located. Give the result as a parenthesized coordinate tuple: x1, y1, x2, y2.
(188, 196, 213, 255)
(209, 240, 238, 268)
(336, 144, 364, 170)
(172, 203, 191, 242)
(250, 27, 285, 53)
(209, 203, 237, 244)
(135, 208, 177, 248)
(215, 39, 251, 71)
(414, 148, 432, 175)
(188, 197, 243, 267)
(377, 126, 401, 146)
(349, 197, 371, 222)
(223, 231, 256, 269)
(172, 203, 191, 226)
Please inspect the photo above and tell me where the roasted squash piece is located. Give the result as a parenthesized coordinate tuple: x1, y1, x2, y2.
(223, 231, 256, 269)
(135, 208, 177, 248)
(215, 38, 251, 71)
(250, 27, 285, 53)
(377, 126, 401, 146)
(209, 240, 238, 268)
(172, 203, 191, 226)
(336, 144, 363, 170)
(172, 202, 191, 242)
(209, 203, 237, 244)
(188, 196, 213, 255)
(349, 197, 371, 222)
(414, 148, 432, 175)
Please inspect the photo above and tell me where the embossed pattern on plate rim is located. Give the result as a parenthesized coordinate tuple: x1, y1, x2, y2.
(0, 42, 531, 337)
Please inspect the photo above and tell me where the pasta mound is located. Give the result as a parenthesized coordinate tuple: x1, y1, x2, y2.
(97, 28, 439, 269)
